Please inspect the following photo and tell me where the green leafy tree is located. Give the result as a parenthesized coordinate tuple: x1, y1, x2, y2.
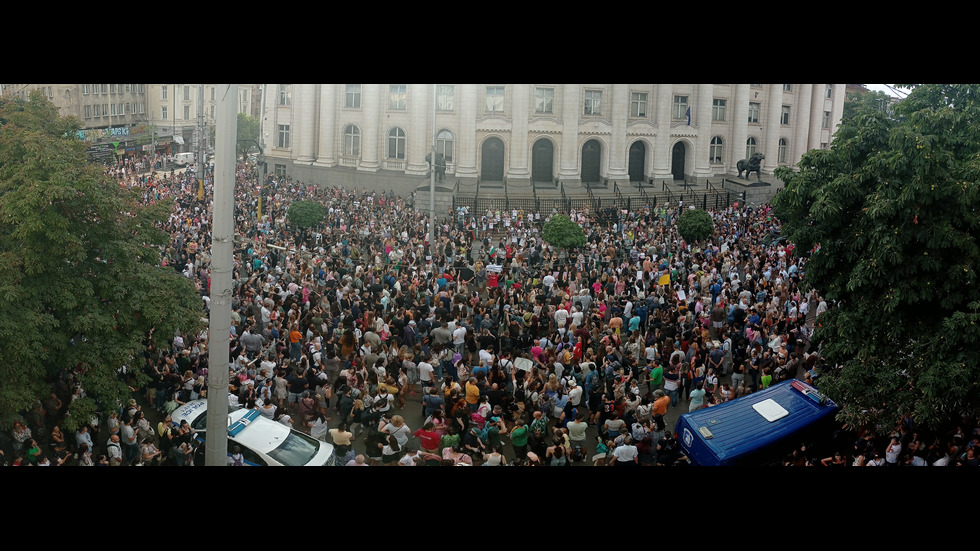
(542, 214, 586, 251)
(288, 200, 325, 229)
(287, 200, 325, 246)
(0, 91, 204, 430)
(772, 85, 980, 431)
(236, 113, 259, 159)
(676, 208, 714, 243)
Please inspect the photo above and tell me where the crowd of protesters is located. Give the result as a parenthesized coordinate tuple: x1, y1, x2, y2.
(3, 154, 979, 468)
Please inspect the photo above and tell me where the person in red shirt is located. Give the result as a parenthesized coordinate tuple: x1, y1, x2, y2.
(413, 422, 442, 454)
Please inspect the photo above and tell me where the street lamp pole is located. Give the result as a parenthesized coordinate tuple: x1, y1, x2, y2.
(205, 84, 238, 466)
(429, 84, 436, 256)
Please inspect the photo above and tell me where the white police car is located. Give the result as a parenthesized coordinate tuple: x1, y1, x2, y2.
(171, 400, 335, 466)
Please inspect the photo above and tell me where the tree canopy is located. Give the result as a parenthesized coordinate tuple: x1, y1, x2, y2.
(676, 208, 714, 243)
(772, 85, 980, 431)
(542, 214, 586, 251)
(287, 199, 325, 229)
(0, 91, 204, 429)
(236, 113, 259, 159)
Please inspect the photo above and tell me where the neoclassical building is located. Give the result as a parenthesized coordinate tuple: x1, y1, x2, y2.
(258, 84, 845, 188)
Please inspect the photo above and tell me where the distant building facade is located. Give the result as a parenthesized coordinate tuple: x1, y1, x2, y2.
(257, 84, 846, 188)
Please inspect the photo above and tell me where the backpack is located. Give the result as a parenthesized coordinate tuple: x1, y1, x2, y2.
(231, 453, 244, 466)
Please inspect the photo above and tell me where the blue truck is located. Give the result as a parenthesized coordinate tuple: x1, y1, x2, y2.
(674, 380, 838, 466)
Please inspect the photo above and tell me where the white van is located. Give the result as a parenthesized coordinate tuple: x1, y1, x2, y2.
(174, 152, 195, 167)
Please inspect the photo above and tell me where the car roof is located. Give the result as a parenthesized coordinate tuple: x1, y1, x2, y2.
(226, 408, 292, 455)
(170, 401, 292, 455)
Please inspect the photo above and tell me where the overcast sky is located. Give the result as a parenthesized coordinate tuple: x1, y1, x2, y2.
(864, 84, 909, 98)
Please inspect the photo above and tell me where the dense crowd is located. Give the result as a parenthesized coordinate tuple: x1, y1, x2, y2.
(4, 155, 978, 468)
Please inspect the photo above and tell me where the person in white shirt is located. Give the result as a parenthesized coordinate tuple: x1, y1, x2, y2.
(610, 437, 639, 466)
(418, 358, 435, 388)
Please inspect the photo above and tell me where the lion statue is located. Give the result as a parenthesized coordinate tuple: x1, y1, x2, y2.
(736, 153, 765, 182)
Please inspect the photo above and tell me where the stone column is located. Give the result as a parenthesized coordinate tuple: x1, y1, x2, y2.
(406, 83, 429, 175)
(693, 83, 714, 178)
(455, 83, 478, 179)
(651, 83, 673, 180)
(557, 84, 581, 180)
(507, 84, 530, 181)
(792, 84, 813, 167)
(292, 84, 316, 163)
(731, 84, 750, 167)
(763, 84, 784, 173)
(358, 83, 380, 171)
(607, 83, 629, 181)
(313, 84, 336, 167)
(808, 84, 824, 152)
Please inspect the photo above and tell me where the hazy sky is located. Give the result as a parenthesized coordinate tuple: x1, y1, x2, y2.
(864, 84, 909, 98)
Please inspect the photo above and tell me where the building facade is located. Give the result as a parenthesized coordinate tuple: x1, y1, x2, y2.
(2, 83, 154, 163)
(258, 84, 846, 188)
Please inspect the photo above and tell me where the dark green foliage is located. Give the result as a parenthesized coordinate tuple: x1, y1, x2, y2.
(541, 214, 586, 250)
(676, 209, 714, 243)
(772, 85, 980, 431)
(287, 200, 325, 229)
(0, 91, 203, 430)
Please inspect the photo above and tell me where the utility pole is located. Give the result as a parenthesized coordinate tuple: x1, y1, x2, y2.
(205, 84, 237, 466)
(197, 84, 206, 189)
(428, 84, 436, 258)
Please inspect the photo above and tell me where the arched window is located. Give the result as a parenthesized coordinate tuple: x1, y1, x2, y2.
(344, 124, 360, 156)
(387, 127, 406, 159)
(778, 138, 788, 163)
(745, 137, 757, 159)
(710, 136, 723, 164)
(436, 129, 454, 162)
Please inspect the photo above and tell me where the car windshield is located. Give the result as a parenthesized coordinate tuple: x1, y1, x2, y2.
(265, 430, 321, 466)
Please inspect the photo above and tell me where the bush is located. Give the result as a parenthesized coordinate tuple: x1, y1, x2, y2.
(287, 200, 325, 229)
(677, 208, 714, 243)
(542, 214, 586, 251)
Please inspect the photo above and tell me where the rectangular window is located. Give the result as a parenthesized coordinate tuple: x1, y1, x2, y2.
(210, 87, 215, 101)
(111, 103, 117, 116)
(823, 111, 831, 128)
(184, 86, 191, 99)
(535, 87, 554, 114)
(712, 98, 726, 121)
(630, 92, 647, 117)
(781, 105, 791, 125)
(274, 164, 286, 177)
(184, 105, 190, 120)
(210, 105, 215, 119)
(486, 86, 504, 113)
(345, 84, 361, 108)
(748, 102, 761, 123)
(162, 106, 168, 120)
(101, 84, 108, 94)
(102, 104, 108, 116)
(110, 84, 116, 94)
(389, 85, 406, 110)
(278, 84, 291, 106)
(584, 90, 602, 115)
(783, 84, 792, 92)
(161, 85, 168, 100)
(278, 124, 290, 148)
(672, 95, 689, 119)
(139, 84, 145, 94)
(437, 85, 454, 111)
(84, 105, 91, 118)
(826, 84, 833, 98)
